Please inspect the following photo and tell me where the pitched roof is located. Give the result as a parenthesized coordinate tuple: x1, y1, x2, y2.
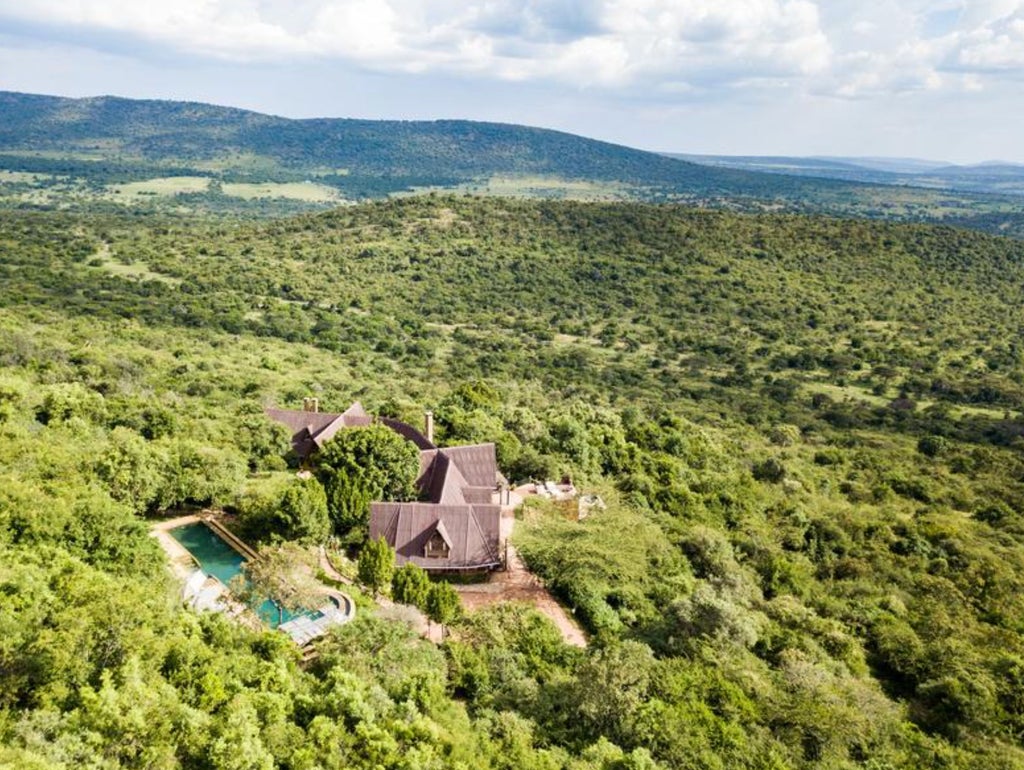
(379, 416, 436, 450)
(341, 401, 372, 425)
(415, 443, 498, 504)
(369, 502, 501, 570)
(432, 518, 453, 548)
(440, 444, 498, 489)
(264, 402, 372, 458)
(264, 407, 339, 436)
(312, 402, 372, 447)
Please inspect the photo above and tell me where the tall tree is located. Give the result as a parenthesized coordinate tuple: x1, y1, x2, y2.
(315, 424, 420, 537)
(391, 563, 431, 609)
(237, 544, 323, 625)
(357, 536, 395, 598)
(425, 581, 460, 635)
(239, 476, 330, 544)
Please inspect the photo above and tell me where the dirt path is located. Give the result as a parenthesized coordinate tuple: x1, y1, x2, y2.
(317, 547, 354, 585)
(456, 513, 587, 647)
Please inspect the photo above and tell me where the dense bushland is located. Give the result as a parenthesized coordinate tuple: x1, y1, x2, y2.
(1, 196, 1024, 768)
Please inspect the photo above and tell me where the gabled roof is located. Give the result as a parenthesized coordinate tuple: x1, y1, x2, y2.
(432, 519, 453, 548)
(267, 401, 505, 572)
(379, 416, 436, 450)
(439, 444, 499, 489)
(312, 402, 371, 448)
(264, 407, 339, 436)
(264, 402, 372, 458)
(416, 443, 498, 505)
(370, 502, 501, 571)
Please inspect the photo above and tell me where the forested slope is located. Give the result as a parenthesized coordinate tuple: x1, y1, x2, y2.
(4, 90, 1024, 239)
(0, 90, 855, 188)
(0, 90, 802, 193)
(1, 197, 1024, 768)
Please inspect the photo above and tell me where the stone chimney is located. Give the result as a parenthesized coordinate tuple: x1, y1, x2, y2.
(424, 410, 434, 444)
(303, 397, 319, 413)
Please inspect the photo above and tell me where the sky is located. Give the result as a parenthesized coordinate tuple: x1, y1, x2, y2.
(0, 0, 1022, 163)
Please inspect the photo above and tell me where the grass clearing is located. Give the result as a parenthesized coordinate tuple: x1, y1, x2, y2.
(221, 181, 345, 202)
(399, 175, 632, 201)
(106, 176, 213, 198)
(476, 175, 631, 200)
(89, 244, 182, 286)
(806, 382, 890, 407)
(0, 169, 53, 184)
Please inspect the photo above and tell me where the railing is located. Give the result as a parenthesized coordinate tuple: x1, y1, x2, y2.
(200, 512, 258, 560)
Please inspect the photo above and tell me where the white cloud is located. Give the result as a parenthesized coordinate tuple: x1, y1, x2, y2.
(0, 0, 1023, 99)
(950, 7, 1024, 71)
(591, 0, 831, 85)
(0, 0, 830, 89)
(816, 0, 1024, 97)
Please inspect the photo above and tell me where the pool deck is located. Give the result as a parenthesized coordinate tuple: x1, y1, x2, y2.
(279, 590, 354, 646)
(150, 513, 203, 581)
(151, 513, 355, 646)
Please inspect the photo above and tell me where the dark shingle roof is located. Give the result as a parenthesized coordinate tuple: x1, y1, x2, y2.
(265, 401, 372, 458)
(379, 416, 436, 450)
(416, 443, 498, 504)
(369, 502, 501, 570)
(433, 518, 453, 548)
(264, 407, 339, 435)
(268, 402, 504, 572)
(439, 444, 498, 489)
(313, 402, 371, 447)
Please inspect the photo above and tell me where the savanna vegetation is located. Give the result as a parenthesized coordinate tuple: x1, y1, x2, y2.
(1, 193, 1024, 768)
(3, 90, 1024, 237)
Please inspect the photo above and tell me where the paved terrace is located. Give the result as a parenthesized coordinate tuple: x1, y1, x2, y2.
(152, 513, 355, 646)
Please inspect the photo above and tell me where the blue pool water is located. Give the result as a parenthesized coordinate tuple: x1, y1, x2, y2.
(169, 522, 309, 627)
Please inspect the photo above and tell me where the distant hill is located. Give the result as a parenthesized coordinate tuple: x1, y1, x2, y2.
(0, 90, 805, 196)
(674, 152, 1024, 197)
(2, 90, 1024, 236)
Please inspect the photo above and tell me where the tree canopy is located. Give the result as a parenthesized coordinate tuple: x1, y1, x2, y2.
(1, 194, 1024, 767)
(315, 424, 421, 537)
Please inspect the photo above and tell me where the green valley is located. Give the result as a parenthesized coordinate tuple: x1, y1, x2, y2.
(2, 192, 1024, 768)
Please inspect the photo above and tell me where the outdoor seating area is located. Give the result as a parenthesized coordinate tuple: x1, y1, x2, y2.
(278, 593, 352, 646)
(182, 569, 227, 613)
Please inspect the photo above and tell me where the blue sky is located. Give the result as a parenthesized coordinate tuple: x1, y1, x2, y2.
(1, 0, 1022, 163)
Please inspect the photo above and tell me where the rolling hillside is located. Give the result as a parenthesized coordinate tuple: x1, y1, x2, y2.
(3, 195, 1024, 767)
(0, 90, 801, 192)
(676, 152, 1024, 197)
(3, 90, 1024, 237)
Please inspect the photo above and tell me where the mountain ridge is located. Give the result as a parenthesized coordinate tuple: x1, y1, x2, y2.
(672, 151, 1024, 197)
(2, 89, 1024, 238)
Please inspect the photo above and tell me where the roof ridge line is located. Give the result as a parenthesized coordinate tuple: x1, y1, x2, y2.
(468, 505, 500, 563)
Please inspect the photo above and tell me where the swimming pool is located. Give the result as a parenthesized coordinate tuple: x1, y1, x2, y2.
(169, 521, 309, 628)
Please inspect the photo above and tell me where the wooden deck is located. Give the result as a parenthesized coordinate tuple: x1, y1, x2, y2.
(201, 512, 258, 560)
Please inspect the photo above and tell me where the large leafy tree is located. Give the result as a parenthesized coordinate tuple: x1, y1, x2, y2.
(357, 536, 394, 598)
(238, 476, 330, 544)
(276, 477, 330, 543)
(424, 581, 460, 633)
(95, 426, 164, 514)
(391, 563, 431, 608)
(235, 543, 323, 625)
(314, 424, 420, 537)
